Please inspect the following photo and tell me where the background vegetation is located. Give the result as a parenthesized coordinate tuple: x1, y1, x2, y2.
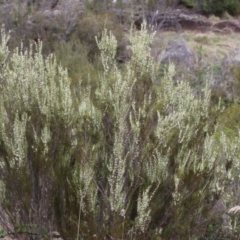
(181, 0, 240, 16)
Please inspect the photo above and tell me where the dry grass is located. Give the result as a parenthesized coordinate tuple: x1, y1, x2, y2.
(151, 30, 240, 64)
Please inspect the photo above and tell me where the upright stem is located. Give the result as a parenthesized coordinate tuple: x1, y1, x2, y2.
(77, 196, 82, 240)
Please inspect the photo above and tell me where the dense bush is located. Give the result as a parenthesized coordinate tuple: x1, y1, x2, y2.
(180, 0, 196, 8)
(0, 24, 240, 240)
(72, 12, 123, 62)
(53, 39, 102, 86)
(181, 0, 240, 16)
(200, 0, 240, 16)
(84, 0, 113, 13)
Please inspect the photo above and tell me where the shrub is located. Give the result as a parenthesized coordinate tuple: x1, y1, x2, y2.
(229, 63, 240, 101)
(53, 39, 102, 87)
(200, 0, 240, 16)
(2, 0, 85, 54)
(0, 24, 240, 239)
(84, 0, 113, 14)
(73, 12, 123, 62)
(181, 0, 240, 16)
(181, 0, 196, 8)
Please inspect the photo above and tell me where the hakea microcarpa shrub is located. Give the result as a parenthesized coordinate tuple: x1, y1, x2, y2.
(0, 23, 239, 239)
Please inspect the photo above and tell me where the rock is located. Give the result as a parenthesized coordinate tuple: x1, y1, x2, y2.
(50, 231, 60, 237)
(159, 37, 194, 67)
(178, 13, 212, 31)
(226, 46, 240, 65)
(212, 27, 233, 35)
(49, 231, 64, 240)
(213, 20, 240, 33)
(148, 9, 212, 32)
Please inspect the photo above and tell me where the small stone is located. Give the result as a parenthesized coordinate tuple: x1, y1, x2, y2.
(49, 231, 63, 239)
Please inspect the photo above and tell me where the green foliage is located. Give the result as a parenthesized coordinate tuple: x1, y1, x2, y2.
(0, 23, 240, 240)
(229, 63, 240, 100)
(73, 12, 123, 62)
(181, 0, 240, 16)
(53, 39, 102, 87)
(181, 0, 196, 8)
(217, 103, 240, 138)
(84, 0, 113, 14)
(194, 36, 210, 45)
(201, 0, 240, 16)
(0, 229, 5, 238)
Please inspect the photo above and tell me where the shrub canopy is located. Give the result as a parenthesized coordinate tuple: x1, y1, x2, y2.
(0, 24, 239, 239)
